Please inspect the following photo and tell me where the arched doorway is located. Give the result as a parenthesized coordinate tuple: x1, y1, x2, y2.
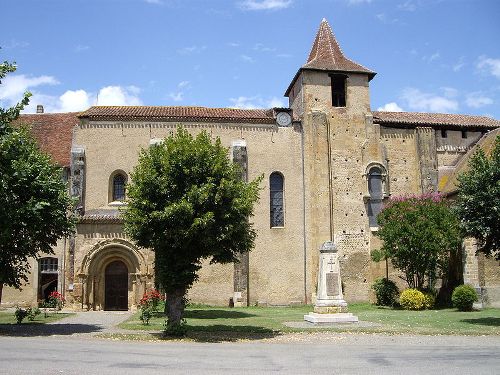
(104, 260, 128, 311)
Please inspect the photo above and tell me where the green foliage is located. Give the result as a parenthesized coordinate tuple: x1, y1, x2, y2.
(0, 60, 75, 296)
(14, 307, 28, 324)
(455, 136, 500, 260)
(26, 306, 41, 321)
(371, 278, 399, 307)
(452, 284, 478, 312)
(123, 127, 261, 326)
(375, 194, 462, 290)
(422, 291, 436, 309)
(140, 306, 154, 325)
(399, 288, 426, 310)
(163, 318, 188, 337)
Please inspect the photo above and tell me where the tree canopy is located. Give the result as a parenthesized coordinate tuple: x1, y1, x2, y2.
(123, 128, 261, 332)
(455, 135, 500, 260)
(0, 60, 75, 303)
(372, 194, 462, 290)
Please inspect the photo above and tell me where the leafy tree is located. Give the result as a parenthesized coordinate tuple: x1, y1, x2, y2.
(0, 60, 75, 304)
(123, 128, 261, 333)
(372, 194, 462, 290)
(455, 135, 500, 260)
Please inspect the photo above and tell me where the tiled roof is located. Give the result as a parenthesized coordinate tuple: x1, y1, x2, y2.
(80, 209, 122, 223)
(15, 112, 79, 167)
(303, 19, 375, 77)
(440, 128, 500, 195)
(286, 19, 375, 96)
(79, 106, 278, 124)
(373, 111, 500, 129)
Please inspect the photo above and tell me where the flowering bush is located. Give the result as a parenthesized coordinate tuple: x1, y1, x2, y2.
(14, 307, 28, 324)
(47, 291, 65, 310)
(139, 289, 164, 325)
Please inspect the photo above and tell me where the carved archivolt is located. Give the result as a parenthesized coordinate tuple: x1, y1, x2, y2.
(78, 238, 148, 277)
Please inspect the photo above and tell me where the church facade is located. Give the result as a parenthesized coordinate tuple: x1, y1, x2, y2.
(3, 19, 500, 310)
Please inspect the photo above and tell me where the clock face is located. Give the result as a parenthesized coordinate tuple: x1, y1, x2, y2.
(276, 112, 292, 126)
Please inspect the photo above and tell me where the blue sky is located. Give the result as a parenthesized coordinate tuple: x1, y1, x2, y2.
(1, 0, 499, 119)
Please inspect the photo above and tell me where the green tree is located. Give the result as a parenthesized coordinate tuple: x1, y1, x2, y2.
(372, 194, 462, 290)
(123, 128, 261, 333)
(0, 60, 75, 304)
(455, 135, 500, 260)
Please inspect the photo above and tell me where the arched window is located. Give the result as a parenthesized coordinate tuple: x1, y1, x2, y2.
(270, 172, 284, 227)
(366, 165, 386, 227)
(112, 173, 126, 202)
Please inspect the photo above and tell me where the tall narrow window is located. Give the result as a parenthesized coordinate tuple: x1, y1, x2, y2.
(38, 257, 58, 301)
(330, 74, 347, 107)
(270, 172, 284, 227)
(367, 166, 384, 227)
(113, 174, 126, 201)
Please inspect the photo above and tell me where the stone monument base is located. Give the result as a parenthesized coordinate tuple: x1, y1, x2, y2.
(304, 312, 359, 324)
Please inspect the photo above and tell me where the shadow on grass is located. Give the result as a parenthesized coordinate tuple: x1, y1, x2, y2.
(0, 323, 104, 337)
(184, 309, 257, 319)
(461, 317, 500, 327)
(150, 325, 279, 343)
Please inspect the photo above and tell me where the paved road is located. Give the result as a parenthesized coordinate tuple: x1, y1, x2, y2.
(0, 334, 499, 375)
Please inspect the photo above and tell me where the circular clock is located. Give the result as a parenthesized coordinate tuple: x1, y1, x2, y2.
(276, 112, 292, 126)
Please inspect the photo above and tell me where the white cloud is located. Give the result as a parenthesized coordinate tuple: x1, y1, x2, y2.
(229, 95, 285, 109)
(74, 45, 90, 52)
(452, 56, 466, 72)
(441, 87, 459, 98)
(240, 54, 255, 63)
(253, 43, 276, 52)
(401, 88, 459, 113)
(177, 45, 207, 55)
(239, 0, 292, 11)
(377, 102, 403, 112)
(58, 90, 93, 112)
(144, 0, 164, 4)
(465, 93, 493, 108)
(97, 86, 143, 106)
(477, 56, 500, 79)
(0, 74, 59, 105)
(398, 0, 416, 11)
(422, 51, 440, 63)
(348, 0, 372, 4)
(169, 81, 191, 102)
(228, 42, 240, 47)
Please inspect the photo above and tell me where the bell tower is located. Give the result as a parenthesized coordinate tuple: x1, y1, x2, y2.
(287, 19, 381, 302)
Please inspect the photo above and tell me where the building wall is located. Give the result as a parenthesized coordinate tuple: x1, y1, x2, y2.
(73, 120, 305, 307)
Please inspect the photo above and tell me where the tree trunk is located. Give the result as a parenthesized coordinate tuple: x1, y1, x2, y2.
(166, 287, 186, 328)
(0, 282, 3, 306)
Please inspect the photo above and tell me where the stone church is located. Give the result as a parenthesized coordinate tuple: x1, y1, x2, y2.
(3, 19, 499, 310)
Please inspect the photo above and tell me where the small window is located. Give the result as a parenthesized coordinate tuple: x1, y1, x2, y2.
(112, 174, 126, 201)
(330, 74, 347, 107)
(40, 257, 58, 273)
(461, 130, 467, 139)
(441, 129, 447, 138)
(270, 172, 284, 227)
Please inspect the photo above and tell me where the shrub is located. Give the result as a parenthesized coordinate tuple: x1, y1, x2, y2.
(452, 284, 478, 311)
(140, 306, 153, 325)
(26, 306, 41, 321)
(47, 291, 65, 311)
(399, 288, 426, 310)
(164, 319, 188, 337)
(139, 289, 163, 312)
(423, 291, 436, 309)
(14, 307, 28, 324)
(371, 278, 399, 307)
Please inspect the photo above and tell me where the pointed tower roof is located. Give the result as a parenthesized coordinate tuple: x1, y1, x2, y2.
(285, 19, 376, 96)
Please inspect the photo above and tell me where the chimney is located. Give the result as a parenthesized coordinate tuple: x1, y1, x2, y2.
(36, 105, 44, 114)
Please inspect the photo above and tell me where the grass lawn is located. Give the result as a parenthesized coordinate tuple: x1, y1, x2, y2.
(119, 303, 500, 337)
(0, 310, 73, 325)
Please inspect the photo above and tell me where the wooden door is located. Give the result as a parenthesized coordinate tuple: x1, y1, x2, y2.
(104, 260, 128, 311)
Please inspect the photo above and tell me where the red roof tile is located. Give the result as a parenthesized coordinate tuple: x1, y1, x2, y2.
(15, 113, 78, 167)
(303, 19, 375, 77)
(373, 111, 500, 128)
(78, 106, 278, 124)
